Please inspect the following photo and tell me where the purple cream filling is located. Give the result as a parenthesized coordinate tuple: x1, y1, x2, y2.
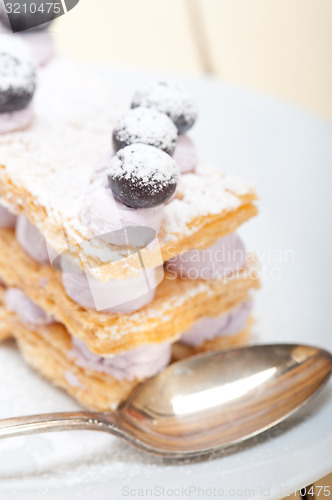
(15, 206, 160, 314)
(180, 300, 252, 347)
(79, 173, 164, 237)
(61, 263, 159, 314)
(14, 209, 246, 312)
(0, 201, 17, 228)
(70, 337, 172, 381)
(0, 103, 34, 134)
(173, 134, 197, 174)
(165, 233, 246, 280)
(16, 215, 50, 264)
(5, 287, 54, 327)
(18, 31, 54, 66)
(4, 286, 171, 381)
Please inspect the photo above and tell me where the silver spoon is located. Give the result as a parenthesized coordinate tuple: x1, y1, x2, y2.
(0, 344, 331, 458)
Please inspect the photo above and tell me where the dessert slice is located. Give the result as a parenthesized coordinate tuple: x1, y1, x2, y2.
(0, 43, 259, 410)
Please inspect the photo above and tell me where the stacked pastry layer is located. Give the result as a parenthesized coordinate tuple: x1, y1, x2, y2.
(0, 55, 259, 411)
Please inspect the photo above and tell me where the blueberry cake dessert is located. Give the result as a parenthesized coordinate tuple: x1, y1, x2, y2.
(0, 39, 259, 410)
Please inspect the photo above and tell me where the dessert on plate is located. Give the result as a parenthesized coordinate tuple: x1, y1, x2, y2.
(0, 38, 259, 410)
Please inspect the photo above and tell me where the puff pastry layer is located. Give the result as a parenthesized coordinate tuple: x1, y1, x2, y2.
(0, 228, 259, 355)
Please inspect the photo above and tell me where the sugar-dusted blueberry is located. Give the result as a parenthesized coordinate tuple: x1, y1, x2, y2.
(131, 80, 198, 134)
(107, 144, 178, 209)
(0, 49, 36, 114)
(112, 107, 178, 155)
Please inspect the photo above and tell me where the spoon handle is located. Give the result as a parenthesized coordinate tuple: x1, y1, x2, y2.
(0, 411, 121, 439)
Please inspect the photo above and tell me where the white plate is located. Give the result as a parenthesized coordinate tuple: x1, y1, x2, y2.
(0, 67, 331, 500)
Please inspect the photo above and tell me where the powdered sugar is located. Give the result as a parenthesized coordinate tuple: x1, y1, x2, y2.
(180, 300, 252, 346)
(0, 33, 33, 60)
(163, 163, 256, 238)
(64, 370, 86, 390)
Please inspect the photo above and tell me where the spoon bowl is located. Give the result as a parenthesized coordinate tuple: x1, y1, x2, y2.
(0, 344, 331, 458)
(118, 343, 332, 455)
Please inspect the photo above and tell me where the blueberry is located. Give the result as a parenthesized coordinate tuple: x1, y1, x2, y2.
(0, 51, 36, 113)
(112, 107, 178, 156)
(131, 81, 198, 134)
(107, 144, 178, 209)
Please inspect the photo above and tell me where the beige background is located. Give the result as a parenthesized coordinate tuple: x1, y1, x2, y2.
(53, 0, 332, 122)
(53, 1, 331, 497)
